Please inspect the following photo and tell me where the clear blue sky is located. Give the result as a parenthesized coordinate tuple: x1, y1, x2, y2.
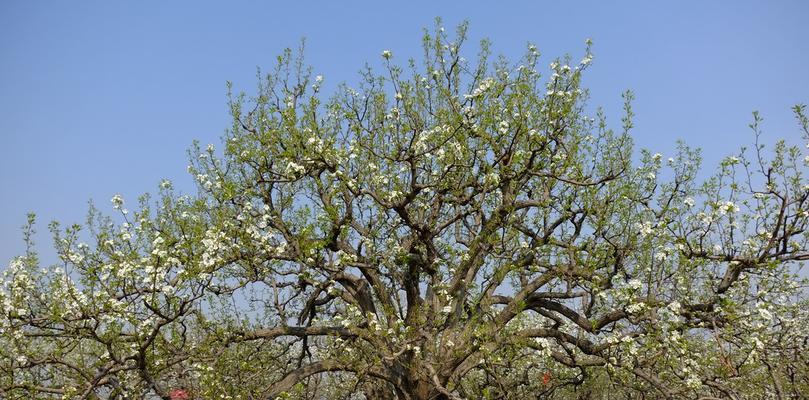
(1, 1, 808, 265)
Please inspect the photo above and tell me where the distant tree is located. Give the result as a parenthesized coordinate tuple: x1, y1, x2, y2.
(2, 21, 808, 399)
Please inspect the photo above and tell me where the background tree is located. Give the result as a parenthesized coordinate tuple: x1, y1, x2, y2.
(2, 21, 808, 399)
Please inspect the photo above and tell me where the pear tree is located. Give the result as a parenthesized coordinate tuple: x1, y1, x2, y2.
(2, 22, 808, 400)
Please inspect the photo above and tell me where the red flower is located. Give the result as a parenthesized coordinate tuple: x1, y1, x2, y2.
(542, 371, 552, 386)
(170, 389, 190, 400)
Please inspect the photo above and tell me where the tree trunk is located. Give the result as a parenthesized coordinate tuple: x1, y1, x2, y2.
(381, 363, 453, 400)
(400, 376, 450, 400)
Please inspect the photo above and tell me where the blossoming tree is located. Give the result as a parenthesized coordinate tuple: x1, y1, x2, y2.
(2, 22, 808, 399)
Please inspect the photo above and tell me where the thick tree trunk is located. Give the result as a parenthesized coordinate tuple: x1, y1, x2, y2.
(399, 374, 450, 400)
(371, 363, 453, 400)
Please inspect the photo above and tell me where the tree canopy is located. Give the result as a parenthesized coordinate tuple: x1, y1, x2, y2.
(2, 22, 808, 399)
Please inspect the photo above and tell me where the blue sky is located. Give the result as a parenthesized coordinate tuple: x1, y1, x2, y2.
(1, 1, 808, 265)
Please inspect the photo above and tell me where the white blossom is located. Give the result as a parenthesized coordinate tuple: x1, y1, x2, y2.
(111, 194, 124, 209)
(285, 161, 306, 176)
(635, 221, 654, 237)
(465, 77, 495, 99)
(719, 201, 740, 215)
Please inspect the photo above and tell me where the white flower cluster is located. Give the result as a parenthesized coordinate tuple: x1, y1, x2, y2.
(657, 301, 683, 328)
(384, 190, 402, 202)
(532, 337, 552, 357)
(284, 161, 306, 176)
(626, 302, 646, 314)
(201, 228, 228, 269)
(195, 173, 215, 190)
(111, 194, 124, 210)
(654, 247, 673, 263)
(601, 276, 645, 308)
(546, 89, 576, 97)
(1, 259, 36, 321)
(717, 201, 740, 215)
(415, 125, 448, 153)
(312, 74, 323, 91)
(634, 221, 654, 237)
(306, 136, 324, 150)
(464, 77, 495, 99)
(483, 172, 500, 187)
(695, 212, 713, 227)
(627, 279, 643, 291)
(498, 120, 509, 135)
